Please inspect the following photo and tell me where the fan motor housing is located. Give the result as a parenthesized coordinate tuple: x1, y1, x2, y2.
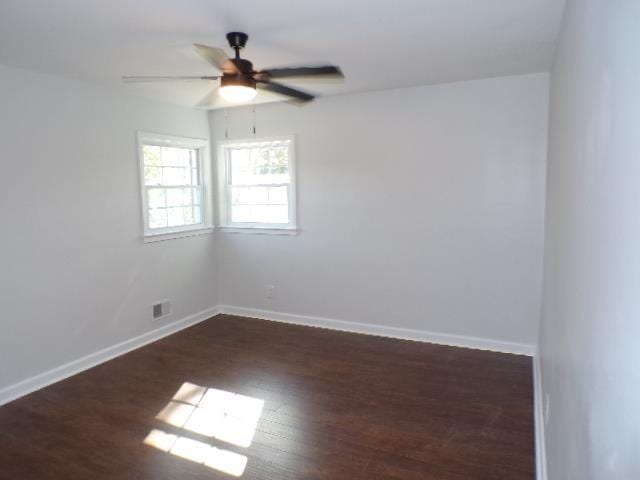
(221, 73, 256, 89)
(230, 58, 253, 73)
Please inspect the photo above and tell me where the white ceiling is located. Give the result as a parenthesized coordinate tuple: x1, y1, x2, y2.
(0, 0, 565, 109)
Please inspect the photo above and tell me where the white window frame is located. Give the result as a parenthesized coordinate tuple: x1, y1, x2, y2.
(217, 135, 297, 235)
(138, 131, 213, 243)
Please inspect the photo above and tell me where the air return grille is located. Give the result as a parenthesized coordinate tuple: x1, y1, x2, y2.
(152, 300, 171, 320)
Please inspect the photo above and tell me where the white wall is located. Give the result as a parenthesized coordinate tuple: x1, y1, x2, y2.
(0, 64, 549, 399)
(539, 1, 640, 478)
(211, 73, 549, 348)
(0, 64, 218, 392)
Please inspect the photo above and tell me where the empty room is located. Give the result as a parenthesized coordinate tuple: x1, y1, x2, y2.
(0, 1, 638, 479)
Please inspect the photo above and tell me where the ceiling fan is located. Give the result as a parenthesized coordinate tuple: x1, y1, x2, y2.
(123, 32, 344, 106)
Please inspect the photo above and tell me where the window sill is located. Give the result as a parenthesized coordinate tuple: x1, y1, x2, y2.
(219, 226, 299, 236)
(143, 227, 214, 243)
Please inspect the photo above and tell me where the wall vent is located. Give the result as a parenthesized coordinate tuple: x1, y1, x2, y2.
(152, 300, 171, 320)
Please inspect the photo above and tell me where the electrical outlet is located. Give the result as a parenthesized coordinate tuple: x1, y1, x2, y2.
(544, 393, 551, 425)
(266, 285, 275, 300)
(152, 300, 171, 320)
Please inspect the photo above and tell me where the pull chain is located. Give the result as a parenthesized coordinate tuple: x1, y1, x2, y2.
(252, 102, 256, 137)
(224, 107, 229, 140)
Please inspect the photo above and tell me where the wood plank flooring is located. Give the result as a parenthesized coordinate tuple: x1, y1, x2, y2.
(0, 314, 534, 479)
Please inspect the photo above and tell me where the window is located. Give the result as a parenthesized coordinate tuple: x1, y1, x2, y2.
(138, 132, 212, 242)
(218, 136, 297, 233)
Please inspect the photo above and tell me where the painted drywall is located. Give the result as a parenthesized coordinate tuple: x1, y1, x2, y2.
(539, 1, 640, 478)
(0, 64, 218, 391)
(210, 73, 549, 347)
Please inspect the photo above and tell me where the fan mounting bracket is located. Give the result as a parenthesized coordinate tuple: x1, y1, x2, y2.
(226, 32, 249, 51)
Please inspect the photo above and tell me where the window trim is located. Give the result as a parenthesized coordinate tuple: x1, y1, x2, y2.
(217, 135, 298, 233)
(137, 131, 213, 242)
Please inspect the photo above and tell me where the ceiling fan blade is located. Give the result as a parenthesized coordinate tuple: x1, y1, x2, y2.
(256, 80, 315, 103)
(193, 44, 238, 74)
(122, 75, 219, 83)
(196, 86, 223, 109)
(256, 65, 343, 80)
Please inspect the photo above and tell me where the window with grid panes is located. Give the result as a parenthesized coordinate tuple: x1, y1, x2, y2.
(218, 137, 296, 231)
(138, 133, 211, 240)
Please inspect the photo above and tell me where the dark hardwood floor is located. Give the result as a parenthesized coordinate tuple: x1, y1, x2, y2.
(0, 315, 534, 479)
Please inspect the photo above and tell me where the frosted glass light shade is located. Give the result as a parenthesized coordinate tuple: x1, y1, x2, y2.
(219, 85, 257, 103)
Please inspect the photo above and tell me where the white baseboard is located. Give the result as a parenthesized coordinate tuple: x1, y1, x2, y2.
(217, 305, 536, 356)
(0, 304, 537, 409)
(533, 352, 548, 480)
(0, 306, 220, 407)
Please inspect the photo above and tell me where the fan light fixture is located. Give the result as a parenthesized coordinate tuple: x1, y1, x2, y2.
(219, 74, 257, 103)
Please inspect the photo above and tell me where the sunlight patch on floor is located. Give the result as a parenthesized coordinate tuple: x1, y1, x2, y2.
(144, 382, 264, 477)
(155, 382, 264, 448)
